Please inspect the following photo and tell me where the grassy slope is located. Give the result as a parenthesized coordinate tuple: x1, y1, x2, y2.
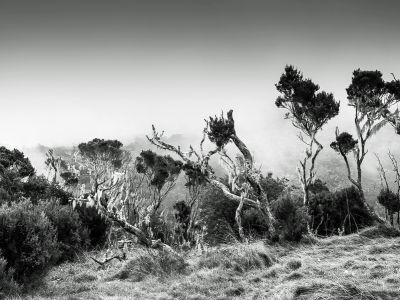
(18, 226, 400, 300)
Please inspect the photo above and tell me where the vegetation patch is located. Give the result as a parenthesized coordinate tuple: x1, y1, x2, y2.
(198, 242, 273, 272)
(113, 250, 187, 282)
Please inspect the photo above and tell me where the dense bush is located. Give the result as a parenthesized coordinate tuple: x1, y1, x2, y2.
(0, 253, 20, 297)
(0, 200, 59, 281)
(272, 195, 309, 241)
(377, 189, 400, 225)
(113, 249, 187, 281)
(198, 242, 272, 272)
(199, 175, 289, 244)
(40, 201, 90, 262)
(22, 175, 72, 205)
(199, 186, 239, 245)
(309, 186, 373, 236)
(75, 203, 111, 248)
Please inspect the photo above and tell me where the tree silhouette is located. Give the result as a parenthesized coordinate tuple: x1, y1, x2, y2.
(275, 65, 339, 207)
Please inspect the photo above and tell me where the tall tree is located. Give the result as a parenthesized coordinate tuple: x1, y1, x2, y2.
(331, 69, 400, 221)
(275, 65, 340, 207)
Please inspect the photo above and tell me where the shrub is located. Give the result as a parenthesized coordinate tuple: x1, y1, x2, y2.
(198, 186, 239, 245)
(309, 186, 373, 236)
(113, 250, 187, 281)
(75, 203, 111, 249)
(359, 224, 400, 239)
(272, 195, 309, 241)
(22, 175, 72, 205)
(198, 242, 273, 272)
(377, 189, 400, 225)
(0, 200, 59, 281)
(40, 201, 90, 262)
(0, 254, 20, 297)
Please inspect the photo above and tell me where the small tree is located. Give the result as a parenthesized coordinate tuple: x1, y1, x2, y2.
(331, 69, 400, 221)
(275, 65, 340, 207)
(135, 150, 182, 214)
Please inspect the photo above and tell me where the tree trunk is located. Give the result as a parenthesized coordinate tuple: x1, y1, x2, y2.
(235, 194, 245, 241)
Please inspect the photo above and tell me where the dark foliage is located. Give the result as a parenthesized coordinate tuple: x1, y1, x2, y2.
(0, 146, 35, 178)
(136, 150, 183, 190)
(0, 200, 59, 282)
(377, 189, 400, 225)
(78, 138, 124, 168)
(182, 162, 209, 187)
(75, 203, 111, 248)
(0, 253, 20, 297)
(199, 186, 239, 244)
(272, 195, 309, 241)
(199, 174, 288, 244)
(259, 174, 288, 201)
(173, 200, 191, 242)
(275, 65, 340, 134)
(330, 132, 358, 155)
(22, 175, 72, 205)
(309, 186, 373, 235)
(40, 201, 90, 262)
(0, 147, 35, 203)
(377, 189, 400, 212)
(346, 69, 399, 111)
(60, 171, 79, 186)
(207, 111, 236, 148)
(308, 179, 330, 195)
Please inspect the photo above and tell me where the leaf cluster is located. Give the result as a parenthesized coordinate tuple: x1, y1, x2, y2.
(346, 69, 400, 113)
(78, 138, 123, 169)
(275, 65, 340, 134)
(0, 146, 35, 178)
(136, 150, 183, 190)
(330, 132, 358, 155)
(207, 111, 236, 148)
(182, 162, 209, 187)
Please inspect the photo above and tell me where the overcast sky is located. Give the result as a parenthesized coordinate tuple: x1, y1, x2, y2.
(1, 0, 400, 173)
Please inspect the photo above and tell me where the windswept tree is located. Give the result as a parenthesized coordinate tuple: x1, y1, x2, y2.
(67, 138, 181, 252)
(147, 110, 277, 239)
(135, 150, 182, 214)
(331, 69, 400, 220)
(275, 65, 340, 207)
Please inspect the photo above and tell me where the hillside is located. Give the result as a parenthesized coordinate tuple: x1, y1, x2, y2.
(23, 225, 400, 300)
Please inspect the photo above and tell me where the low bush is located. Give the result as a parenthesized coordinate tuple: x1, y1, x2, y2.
(0, 254, 20, 297)
(359, 224, 400, 239)
(198, 242, 273, 272)
(40, 201, 90, 262)
(272, 195, 309, 241)
(309, 186, 373, 236)
(113, 250, 187, 281)
(75, 203, 111, 248)
(0, 200, 59, 281)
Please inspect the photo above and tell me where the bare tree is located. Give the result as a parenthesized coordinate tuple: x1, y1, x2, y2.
(147, 110, 277, 238)
(275, 65, 340, 207)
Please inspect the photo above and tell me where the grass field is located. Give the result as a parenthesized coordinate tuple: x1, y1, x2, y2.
(15, 225, 400, 300)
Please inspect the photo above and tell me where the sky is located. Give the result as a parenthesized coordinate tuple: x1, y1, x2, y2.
(1, 0, 400, 174)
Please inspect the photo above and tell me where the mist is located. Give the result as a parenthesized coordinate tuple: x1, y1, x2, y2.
(1, 0, 400, 179)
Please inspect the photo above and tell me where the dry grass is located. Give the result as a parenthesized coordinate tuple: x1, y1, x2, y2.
(15, 225, 400, 299)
